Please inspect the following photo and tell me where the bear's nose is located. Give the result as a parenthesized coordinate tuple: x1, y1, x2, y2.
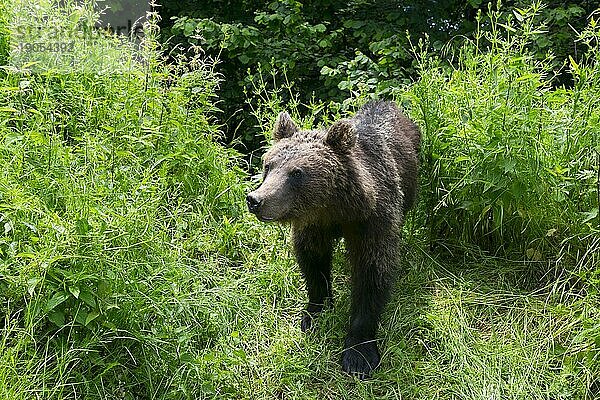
(246, 193, 263, 213)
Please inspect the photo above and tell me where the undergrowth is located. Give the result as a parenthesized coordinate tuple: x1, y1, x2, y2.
(0, 1, 598, 399)
(404, 4, 599, 261)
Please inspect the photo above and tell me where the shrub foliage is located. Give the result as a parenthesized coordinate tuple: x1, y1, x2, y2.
(402, 7, 599, 259)
(163, 0, 598, 149)
(0, 1, 598, 399)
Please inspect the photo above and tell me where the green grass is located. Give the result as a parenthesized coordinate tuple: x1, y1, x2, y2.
(0, 1, 599, 399)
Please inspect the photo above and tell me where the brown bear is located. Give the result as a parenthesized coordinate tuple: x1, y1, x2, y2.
(247, 101, 420, 378)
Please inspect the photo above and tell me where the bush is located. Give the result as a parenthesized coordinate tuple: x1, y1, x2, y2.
(1, 1, 599, 398)
(164, 0, 597, 153)
(0, 2, 284, 398)
(401, 5, 599, 260)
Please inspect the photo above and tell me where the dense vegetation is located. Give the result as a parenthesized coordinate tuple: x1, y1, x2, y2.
(0, 1, 599, 399)
(161, 0, 598, 152)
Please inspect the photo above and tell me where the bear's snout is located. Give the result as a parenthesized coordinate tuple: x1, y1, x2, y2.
(246, 190, 280, 221)
(246, 193, 263, 214)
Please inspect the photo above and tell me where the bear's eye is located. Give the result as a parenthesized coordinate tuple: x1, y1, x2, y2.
(263, 163, 271, 175)
(289, 168, 303, 179)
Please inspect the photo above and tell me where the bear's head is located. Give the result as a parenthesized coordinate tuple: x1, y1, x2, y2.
(246, 111, 357, 224)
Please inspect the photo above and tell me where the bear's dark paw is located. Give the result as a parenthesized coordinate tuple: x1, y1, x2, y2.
(341, 338, 380, 379)
(300, 313, 315, 332)
(300, 303, 324, 332)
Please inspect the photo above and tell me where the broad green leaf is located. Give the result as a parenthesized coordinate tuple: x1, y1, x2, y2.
(79, 290, 96, 308)
(48, 311, 65, 327)
(68, 285, 80, 299)
(74, 309, 87, 325)
(582, 208, 598, 223)
(27, 277, 41, 296)
(46, 292, 69, 312)
(85, 311, 100, 326)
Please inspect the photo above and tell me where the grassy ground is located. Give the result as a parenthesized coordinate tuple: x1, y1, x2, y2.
(0, 1, 599, 399)
(1, 225, 598, 399)
(212, 237, 599, 400)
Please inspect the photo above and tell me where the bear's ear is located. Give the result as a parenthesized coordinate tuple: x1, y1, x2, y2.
(273, 111, 298, 141)
(325, 119, 356, 152)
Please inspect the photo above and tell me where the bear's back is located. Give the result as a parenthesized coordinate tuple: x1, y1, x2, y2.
(351, 101, 421, 213)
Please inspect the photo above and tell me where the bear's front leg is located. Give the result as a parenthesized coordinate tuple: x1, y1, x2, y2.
(342, 227, 399, 379)
(292, 225, 336, 332)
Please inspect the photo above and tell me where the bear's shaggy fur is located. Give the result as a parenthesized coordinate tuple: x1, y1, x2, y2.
(247, 101, 420, 378)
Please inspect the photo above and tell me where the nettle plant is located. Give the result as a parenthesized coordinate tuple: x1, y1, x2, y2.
(400, 4, 599, 259)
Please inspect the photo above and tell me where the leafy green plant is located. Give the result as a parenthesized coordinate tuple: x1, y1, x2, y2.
(394, 3, 599, 261)
(0, 1, 284, 397)
(0, 1, 8, 68)
(1, 1, 599, 399)
(165, 0, 598, 155)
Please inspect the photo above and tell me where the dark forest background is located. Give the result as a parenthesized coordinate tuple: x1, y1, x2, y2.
(157, 0, 597, 156)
